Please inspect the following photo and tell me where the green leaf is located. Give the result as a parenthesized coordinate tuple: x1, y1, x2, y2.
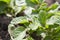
(0, 0, 10, 4)
(15, 0, 26, 6)
(13, 28, 27, 40)
(46, 16, 57, 25)
(29, 17, 41, 30)
(39, 0, 44, 4)
(24, 7, 34, 16)
(55, 16, 60, 25)
(38, 10, 46, 27)
(32, 9, 38, 14)
(38, 3, 47, 11)
(26, 0, 37, 8)
(30, 0, 37, 4)
(36, 27, 45, 36)
(8, 0, 60, 40)
(46, 13, 54, 19)
(44, 36, 52, 40)
(27, 36, 34, 40)
(47, 3, 58, 11)
(46, 16, 60, 25)
(8, 25, 27, 40)
(54, 11, 60, 16)
(10, 0, 26, 15)
(0, 1, 8, 13)
(31, 0, 40, 4)
(11, 16, 29, 24)
(10, 0, 26, 7)
(12, 27, 25, 38)
(23, 36, 34, 40)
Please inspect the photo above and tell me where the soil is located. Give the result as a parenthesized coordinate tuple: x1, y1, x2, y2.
(0, 14, 11, 40)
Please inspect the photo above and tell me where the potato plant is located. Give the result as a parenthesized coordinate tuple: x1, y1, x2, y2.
(1, 0, 60, 40)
